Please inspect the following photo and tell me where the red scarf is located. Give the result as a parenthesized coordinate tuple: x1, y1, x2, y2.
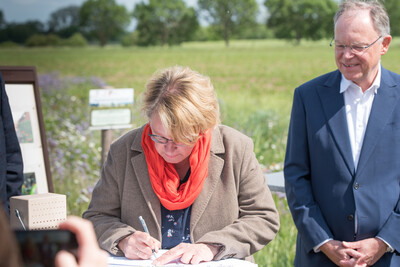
(141, 124, 212, 210)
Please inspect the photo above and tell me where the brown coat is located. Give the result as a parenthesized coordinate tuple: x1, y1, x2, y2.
(83, 124, 279, 262)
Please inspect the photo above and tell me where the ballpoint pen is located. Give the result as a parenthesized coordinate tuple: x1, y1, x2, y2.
(138, 216, 157, 259)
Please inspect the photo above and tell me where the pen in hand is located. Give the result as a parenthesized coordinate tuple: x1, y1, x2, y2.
(138, 216, 157, 259)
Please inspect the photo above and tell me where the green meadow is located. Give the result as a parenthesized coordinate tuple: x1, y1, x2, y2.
(2, 39, 400, 266)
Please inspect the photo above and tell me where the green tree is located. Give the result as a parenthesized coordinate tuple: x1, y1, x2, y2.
(0, 10, 5, 30)
(198, 0, 258, 47)
(133, 0, 198, 46)
(265, 0, 337, 44)
(0, 20, 45, 44)
(48, 5, 81, 38)
(79, 0, 130, 46)
(25, 34, 62, 47)
(384, 0, 400, 36)
(63, 33, 88, 47)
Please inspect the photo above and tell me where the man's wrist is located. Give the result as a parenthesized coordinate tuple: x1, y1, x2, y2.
(386, 244, 394, 253)
(376, 236, 394, 253)
(314, 239, 333, 253)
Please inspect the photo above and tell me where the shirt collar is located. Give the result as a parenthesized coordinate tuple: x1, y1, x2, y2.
(340, 63, 381, 94)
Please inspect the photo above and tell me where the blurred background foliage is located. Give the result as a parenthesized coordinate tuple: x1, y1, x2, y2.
(4, 0, 395, 48)
(3, 0, 400, 49)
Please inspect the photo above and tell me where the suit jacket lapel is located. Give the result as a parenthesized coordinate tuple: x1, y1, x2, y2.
(191, 127, 224, 231)
(317, 70, 355, 175)
(356, 68, 399, 176)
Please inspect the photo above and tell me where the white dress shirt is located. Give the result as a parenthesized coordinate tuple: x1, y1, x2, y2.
(341, 68, 380, 170)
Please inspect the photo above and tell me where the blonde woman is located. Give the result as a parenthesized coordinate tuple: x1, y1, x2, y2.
(83, 66, 279, 265)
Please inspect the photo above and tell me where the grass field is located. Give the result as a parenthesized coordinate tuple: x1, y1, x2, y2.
(2, 39, 400, 266)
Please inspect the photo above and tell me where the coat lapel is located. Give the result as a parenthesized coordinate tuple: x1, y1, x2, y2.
(356, 68, 399, 177)
(130, 126, 162, 238)
(317, 70, 355, 175)
(191, 127, 224, 231)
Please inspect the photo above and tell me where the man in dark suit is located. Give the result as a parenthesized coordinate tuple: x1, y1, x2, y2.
(284, 1, 399, 266)
(0, 71, 23, 215)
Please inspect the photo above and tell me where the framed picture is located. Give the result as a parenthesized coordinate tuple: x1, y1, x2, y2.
(0, 66, 53, 194)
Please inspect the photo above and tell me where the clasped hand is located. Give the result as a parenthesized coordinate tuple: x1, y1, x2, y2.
(320, 238, 387, 267)
(118, 231, 219, 265)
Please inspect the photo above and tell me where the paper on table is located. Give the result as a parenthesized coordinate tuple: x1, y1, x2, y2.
(108, 250, 175, 266)
(107, 249, 258, 267)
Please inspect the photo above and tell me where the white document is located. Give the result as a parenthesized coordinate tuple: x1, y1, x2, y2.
(108, 250, 258, 267)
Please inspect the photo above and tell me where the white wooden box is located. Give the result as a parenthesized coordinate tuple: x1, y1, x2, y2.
(10, 193, 66, 230)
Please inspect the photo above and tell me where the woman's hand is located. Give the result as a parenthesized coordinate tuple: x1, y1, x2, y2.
(152, 243, 220, 265)
(118, 231, 161, 260)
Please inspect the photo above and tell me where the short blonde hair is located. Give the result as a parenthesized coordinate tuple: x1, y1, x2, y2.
(142, 66, 220, 144)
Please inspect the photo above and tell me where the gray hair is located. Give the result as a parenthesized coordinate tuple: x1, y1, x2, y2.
(334, 0, 390, 36)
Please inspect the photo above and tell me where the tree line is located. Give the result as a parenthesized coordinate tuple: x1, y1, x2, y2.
(1, 0, 399, 48)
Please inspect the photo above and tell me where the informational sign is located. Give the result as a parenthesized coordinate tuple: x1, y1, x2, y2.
(89, 88, 134, 130)
(1, 66, 53, 194)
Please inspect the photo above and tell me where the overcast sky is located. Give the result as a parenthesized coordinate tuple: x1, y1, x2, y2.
(1, 0, 197, 23)
(1, 0, 266, 28)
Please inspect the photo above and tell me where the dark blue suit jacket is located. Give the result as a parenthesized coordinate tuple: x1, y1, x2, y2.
(0, 72, 23, 215)
(284, 67, 400, 266)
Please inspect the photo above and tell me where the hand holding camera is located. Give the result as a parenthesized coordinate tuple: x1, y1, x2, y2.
(15, 216, 108, 267)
